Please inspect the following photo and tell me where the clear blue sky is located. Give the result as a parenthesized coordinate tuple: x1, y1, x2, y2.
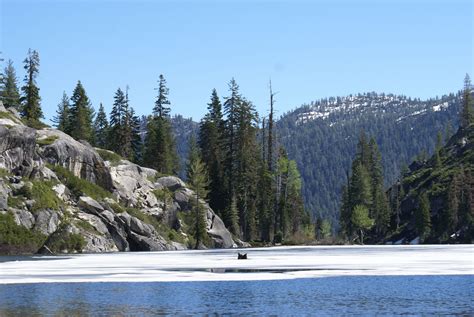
(1, 0, 472, 123)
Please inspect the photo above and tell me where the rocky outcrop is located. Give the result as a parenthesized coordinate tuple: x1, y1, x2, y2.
(34, 209, 61, 235)
(109, 160, 234, 248)
(0, 125, 37, 177)
(36, 129, 113, 190)
(0, 115, 237, 254)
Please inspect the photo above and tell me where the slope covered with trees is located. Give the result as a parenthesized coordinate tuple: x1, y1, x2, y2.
(340, 75, 473, 244)
(278, 92, 462, 229)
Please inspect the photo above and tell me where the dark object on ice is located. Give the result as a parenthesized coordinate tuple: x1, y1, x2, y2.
(238, 252, 247, 260)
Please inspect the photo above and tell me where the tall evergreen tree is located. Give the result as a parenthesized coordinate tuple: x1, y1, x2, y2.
(416, 192, 432, 241)
(187, 147, 209, 249)
(153, 74, 171, 118)
(94, 103, 109, 149)
(52, 92, 71, 133)
(129, 107, 143, 163)
(267, 80, 276, 172)
(223, 78, 241, 214)
(20, 49, 43, 127)
(234, 98, 259, 239)
(460, 74, 473, 129)
(368, 138, 390, 237)
(199, 89, 227, 218)
(445, 173, 460, 236)
(1, 60, 21, 109)
(143, 75, 178, 174)
(108, 87, 135, 159)
(69, 81, 95, 142)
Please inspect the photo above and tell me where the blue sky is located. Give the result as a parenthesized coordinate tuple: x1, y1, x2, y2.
(1, 0, 472, 123)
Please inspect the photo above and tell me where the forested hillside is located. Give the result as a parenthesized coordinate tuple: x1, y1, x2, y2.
(277, 92, 462, 227)
(385, 124, 473, 244)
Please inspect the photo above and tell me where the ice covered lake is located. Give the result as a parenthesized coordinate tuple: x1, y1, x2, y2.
(0, 245, 473, 315)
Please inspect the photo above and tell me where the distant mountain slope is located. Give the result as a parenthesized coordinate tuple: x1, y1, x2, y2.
(171, 115, 199, 179)
(277, 92, 462, 226)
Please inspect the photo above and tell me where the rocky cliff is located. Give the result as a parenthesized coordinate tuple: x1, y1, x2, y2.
(0, 102, 237, 254)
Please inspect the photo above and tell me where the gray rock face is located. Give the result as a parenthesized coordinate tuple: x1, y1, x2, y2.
(0, 180, 10, 210)
(9, 208, 35, 229)
(77, 212, 109, 235)
(206, 209, 235, 248)
(128, 232, 171, 251)
(0, 125, 37, 177)
(156, 176, 186, 191)
(78, 196, 104, 213)
(34, 209, 60, 235)
(173, 187, 234, 248)
(36, 129, 112, 190)
(81, 231, 119, 253)
(109, 162, 158, 208)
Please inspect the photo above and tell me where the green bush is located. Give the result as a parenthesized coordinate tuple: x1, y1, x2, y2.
(0, 212, 47, 255)
(0, 168, 11, 178)
(7, 196, 24, 209)
(76, 219, 101, 235)
(37, 135, 58, 146)
(0, 111, 23, 125)
(96, 148, 124, 165)
(19, 181, 62, 212)
(50, 164, 112, 201)
(153, 188, 173, 204)
(109, 202, 125, 213)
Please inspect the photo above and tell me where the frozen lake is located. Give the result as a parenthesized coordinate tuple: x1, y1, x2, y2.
(0, 245, 472, 284)
(0, 245, 473, 315)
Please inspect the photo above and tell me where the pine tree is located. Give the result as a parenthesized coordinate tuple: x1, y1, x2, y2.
(69, 81, 95, 143)
(227, 195, 240, 236)
(445, 174, 460, 235)
(351, 204, 374, 244)
(460, 74, 473, 129)
(320, 219, 332, 239)
(121, 88, 134, 160)
(187, 149, 209, 249)
(267, 80, 276, 172)
(186, 135, 200, 180)
(223, 78, 241, 211)
(94, 103, 109, 149)
(143, 75, 178, 174)
(129, 107, 143, 163)
(434, 131, 443, 168)
(143, 117, 177, 174)
(1, 60, 21, 109)
(52, 92, 71, 133)
(349, 163, 372, 211)
(109, 88, 127, 154)
(20, 49, 43, 127)
(368, 138, 390, 237)
(153, 74, 171, 118)
(108, 87, 136, 159)
(339, 184, 351, 237)
(416, 192, 431, 240)
(234, 98, 259, 239)
(199, 89, 227, 217)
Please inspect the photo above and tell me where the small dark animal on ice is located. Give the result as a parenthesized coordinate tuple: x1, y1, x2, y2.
(237, 253, 247, 260)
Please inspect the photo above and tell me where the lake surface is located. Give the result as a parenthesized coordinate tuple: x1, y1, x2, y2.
(0, 245, 473, 315)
